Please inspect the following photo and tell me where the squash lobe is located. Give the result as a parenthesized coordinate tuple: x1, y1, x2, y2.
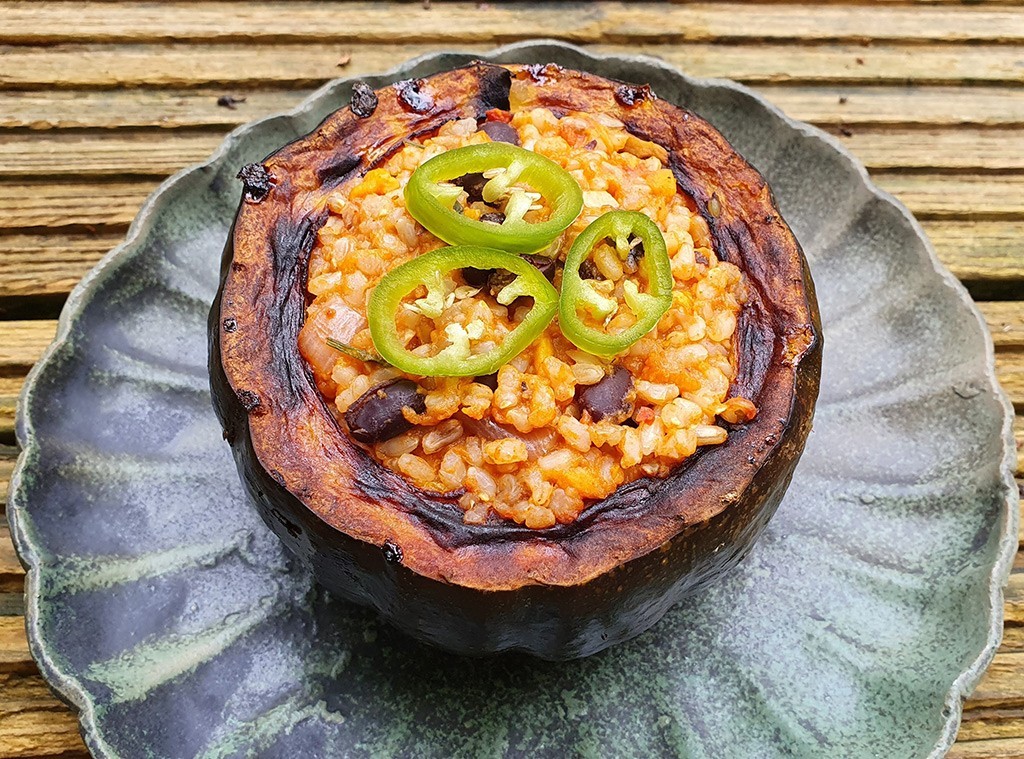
(209, 62, 822, 659)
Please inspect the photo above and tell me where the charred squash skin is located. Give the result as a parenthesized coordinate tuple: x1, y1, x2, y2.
(209, 62, 822, 659)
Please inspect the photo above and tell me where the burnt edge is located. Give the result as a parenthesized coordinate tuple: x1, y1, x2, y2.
(213, 60, 821, 583)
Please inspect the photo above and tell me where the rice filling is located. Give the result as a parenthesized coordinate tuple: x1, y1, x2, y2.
(300, 105, 756, 529)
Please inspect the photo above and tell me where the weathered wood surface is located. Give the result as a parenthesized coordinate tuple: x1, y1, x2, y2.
(0, 1, 1021, 756)
(4, 3, 1024, 45)
(5, 42, 1024, 88)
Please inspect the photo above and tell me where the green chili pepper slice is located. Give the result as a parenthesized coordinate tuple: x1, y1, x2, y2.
(559, 211, 674, 357)
(368, 246, 558, 377)
(404, 143, 583, 253)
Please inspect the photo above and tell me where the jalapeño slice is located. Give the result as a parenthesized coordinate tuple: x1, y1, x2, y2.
(404, 142, 583, 253)
(368, 246, 558, 377)
(559, 211, 674, 357)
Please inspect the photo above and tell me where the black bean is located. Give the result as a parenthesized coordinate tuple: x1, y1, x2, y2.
(480, 211, 506, 224)
(576, 367, 634, 423)
(475, 373, 499, 390)
(382, 539, 403, 564)
(486, 269, 517, 297)
(465, 256, 554, 296)
(453, 172, 488, 204)
(345, 379, 426, 445)
(521, 254, 558, 282)
(350, 81, 378, 118)
(480, 120, 521, 146)
(578, 259, 602, 280)
(624, 238, 644, 274)
(462, 267, 492, 288)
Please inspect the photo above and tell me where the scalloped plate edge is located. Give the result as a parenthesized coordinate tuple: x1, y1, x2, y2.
(7, 40, 1018, 759)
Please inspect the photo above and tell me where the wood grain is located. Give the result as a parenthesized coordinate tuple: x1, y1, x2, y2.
(0, 181, 162, 231)
(0, 322, 58, 372)
(872, 174, 1024, 220)
(0, 672, 87, 758)
(0, 233, 124, 300)
(1, 445, 14, 508)
(3, 3, 1024, 45)
(986, 303, 1024, 349)
(0, 526, 20, 595)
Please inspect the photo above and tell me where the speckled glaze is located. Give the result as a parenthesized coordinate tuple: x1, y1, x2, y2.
(8, 42, 1018, 758)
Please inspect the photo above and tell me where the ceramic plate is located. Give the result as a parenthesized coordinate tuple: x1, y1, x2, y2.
(9, 42, 1018, 758)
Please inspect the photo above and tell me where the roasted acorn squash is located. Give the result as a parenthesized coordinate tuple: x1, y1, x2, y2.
(209, 62, 822, 659)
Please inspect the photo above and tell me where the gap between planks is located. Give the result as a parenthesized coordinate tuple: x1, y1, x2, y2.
(3, 42, 1024, 89)
(3, 126, 1024, 177)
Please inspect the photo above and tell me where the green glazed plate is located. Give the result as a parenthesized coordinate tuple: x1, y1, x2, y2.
(8, 42, 1019, 758)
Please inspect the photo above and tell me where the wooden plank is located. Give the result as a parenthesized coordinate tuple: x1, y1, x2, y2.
(0, 672, 87, 758)
(0, 88, 312, 131)
(1003, 572, 1024, 625)
(0, 378, 22, 445)
(923, 221, 1024, 286)
(997, 353, 1024, 411)
(1, 444, 15, 509)
(0, 181, 161, 231)
(0, 525, 23, 594)
(831, 128, 1024, 172)
(3, 3, 1024, 45)
(1, 447, 14, 508)
(3, 42, 1024, 89)
(0, 172, 1018, 234)
(999, 625, 1024, 652)
(5, 85, 1024, 131)
(0, 617, 31, 675)
(948, 737, 1024, 758)
(962, 650, 1024, 709)
(0, 233, 123, 300)
(959, 707, 1024, 742)
(987, 303, 1024, 350)
(1016, 417, 1024, 478)
(5, 126, 1024, 179)
(0, 222, 1018, 305)
(761, 85, 1024, 128)
(0, 132, 224, 178)
(873, 174, 1024, 220)
(0, 323, 57, 373)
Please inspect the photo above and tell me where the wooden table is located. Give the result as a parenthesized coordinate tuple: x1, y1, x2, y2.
(0, 2, 1022, 755)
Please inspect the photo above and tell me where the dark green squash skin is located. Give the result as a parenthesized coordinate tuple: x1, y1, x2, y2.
(209, 62, 822, 659)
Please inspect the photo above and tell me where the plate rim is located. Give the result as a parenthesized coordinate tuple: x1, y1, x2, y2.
(7, 39, 1019, 759)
